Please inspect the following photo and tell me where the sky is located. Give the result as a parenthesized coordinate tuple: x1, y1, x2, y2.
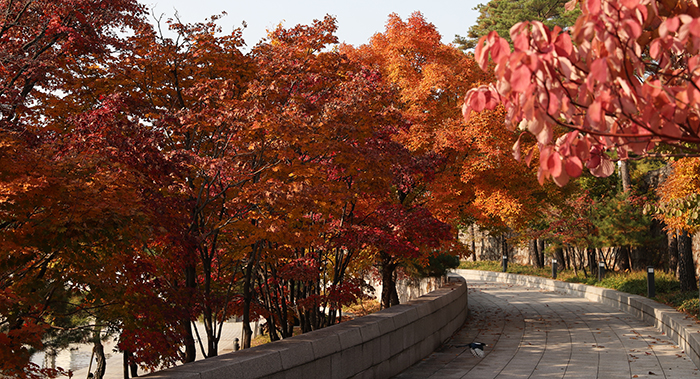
(145, 0, 484, 49)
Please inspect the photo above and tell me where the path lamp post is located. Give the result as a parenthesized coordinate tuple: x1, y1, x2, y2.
(502, 255, 508, 272)
(598, 261, 605, 282)
(647, 266, 655, 298)
(552, 259, 557, 279)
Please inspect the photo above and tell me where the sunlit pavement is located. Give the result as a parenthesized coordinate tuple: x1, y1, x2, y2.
(394, 279, 700, 379)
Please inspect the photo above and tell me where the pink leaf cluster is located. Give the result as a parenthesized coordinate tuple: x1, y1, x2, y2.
(463, 0, 700, 185)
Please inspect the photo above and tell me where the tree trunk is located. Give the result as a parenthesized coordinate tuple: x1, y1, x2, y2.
(121, 351, 139, 378)
(183, 264, 196, 362)
(43, 349, 57, 370)
(470, 224, 478, 261)
(480, 233, 485, 260)
(202, 259, 218, 358)
(537, 239, 545, 267)
(123, 351, 129, 379)
(629, 246, 643, 271)
(554, 247, 565, 270)
(587, 247, 596, 276)
(569, 247, 578, 276)
(677, 230, 697, 292)
(129, 359, 138, 378)
(380, 253, 399, 309)
(266, 315, 281, 341)
(92, 328, 106, 379)
(241, 251, 256, 349)
(530, 239, 543, 268)
(668, 231, 678, 274)
(620, 160, 632, 192)
(617, 246, 631, 271)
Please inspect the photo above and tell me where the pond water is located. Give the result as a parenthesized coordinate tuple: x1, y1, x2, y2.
(27, 321, 249, 377)
(30, 342, 115, 373)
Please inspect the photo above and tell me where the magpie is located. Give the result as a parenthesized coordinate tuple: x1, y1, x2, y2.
(468, 342, 486, 358)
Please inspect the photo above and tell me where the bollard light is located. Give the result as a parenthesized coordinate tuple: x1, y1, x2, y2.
(552, 259, 558, 279)
(502, 255, 508, 272)
(647, 266, 655, 298)
(598, 261, 605, 282)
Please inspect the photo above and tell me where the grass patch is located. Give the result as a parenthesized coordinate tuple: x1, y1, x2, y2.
(459, 260, 698, 320)
(343, 298, 380, 319)
(459, 260, 553, 277)
(248, 298, 381, 348)
(251, 333, 270, 347)
(250, 326, 303, 347)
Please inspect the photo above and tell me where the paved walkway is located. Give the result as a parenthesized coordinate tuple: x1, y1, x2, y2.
(395, 279, 700, 379)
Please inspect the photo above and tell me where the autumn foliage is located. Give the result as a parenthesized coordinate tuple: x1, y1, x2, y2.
(0, 3, 573, 378)
(464, 0, 700, 186)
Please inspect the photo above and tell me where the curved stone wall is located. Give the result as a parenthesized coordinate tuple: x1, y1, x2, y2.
(145, 276, 467, 379)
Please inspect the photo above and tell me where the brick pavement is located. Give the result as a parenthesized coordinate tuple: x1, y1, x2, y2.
(394, 279, 700, 379)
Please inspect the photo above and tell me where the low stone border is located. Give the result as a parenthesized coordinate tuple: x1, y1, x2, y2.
(457, 269, 700, 369)
(145, 276, 467, 379)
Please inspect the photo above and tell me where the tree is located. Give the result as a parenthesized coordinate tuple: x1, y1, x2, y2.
(241, 15, 409, 336)
(455, 0, 579, 50)
(57, 13, 261, 360)
(463, 0, 700, 187)
(0, 0, 145, 127)
(342, 13, 471, 307)
(651, 157, 700, 290)
(0, 96, 181, 378)
(346, 12, 561, 304)
(0, 2, 155, 377)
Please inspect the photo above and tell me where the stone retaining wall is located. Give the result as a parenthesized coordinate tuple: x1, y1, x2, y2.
(457, 269, 700, 369)
(145, 276, 467, 379)
(369, 275, 446, 305)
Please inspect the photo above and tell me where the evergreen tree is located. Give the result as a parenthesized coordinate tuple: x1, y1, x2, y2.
(454, 0, 579, 50)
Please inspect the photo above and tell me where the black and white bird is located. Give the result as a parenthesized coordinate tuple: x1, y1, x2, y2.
(468, 342, 487, 358)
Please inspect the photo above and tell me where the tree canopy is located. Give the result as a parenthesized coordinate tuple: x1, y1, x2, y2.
(3, 9, 519, 377)
(8, 0, 700, 377)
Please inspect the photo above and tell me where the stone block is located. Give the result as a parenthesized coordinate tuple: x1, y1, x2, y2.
(197, 346, 283, 379)
(301, 329, 342, 359)
(368, 333, 383, 366)
(389, 329, 404, 357)
(373, 359, 392, 379)
(413, 314, 432, 343)
(141, 369, 201, 379)
(413, 300, 432, 318)
(336, 324, 363, 350)
(374, 314, 396, 336)
(379, 334, 392, 361)
(357, 318, 381, 343)
(392, 306, 419, 329)
(330, 344, 365, 379)
(264, 372, 286, 379)
(400, 323, 416, 349)
(310, 356, 332, 379)
(391, 346, 413, 374)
